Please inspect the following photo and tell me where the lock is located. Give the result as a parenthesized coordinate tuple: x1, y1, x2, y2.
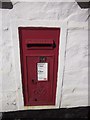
(32, 79, 37, 84)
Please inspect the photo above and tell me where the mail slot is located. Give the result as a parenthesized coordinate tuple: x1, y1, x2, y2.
(18, 27, 60, 106)
(26, 39, 56, 49)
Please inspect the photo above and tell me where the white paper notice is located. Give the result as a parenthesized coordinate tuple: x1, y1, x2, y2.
(37, 63, 48, 81)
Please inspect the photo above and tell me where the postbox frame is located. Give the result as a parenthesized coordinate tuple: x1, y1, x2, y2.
(11, 20, 67, 110)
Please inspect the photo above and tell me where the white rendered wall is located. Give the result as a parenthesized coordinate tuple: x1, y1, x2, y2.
(0, 1, 89, 112)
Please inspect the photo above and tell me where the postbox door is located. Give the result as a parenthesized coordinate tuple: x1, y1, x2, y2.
(27, 55, 54, 105)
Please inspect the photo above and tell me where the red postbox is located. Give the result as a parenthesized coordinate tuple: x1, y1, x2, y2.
(18, 27, 60, 106)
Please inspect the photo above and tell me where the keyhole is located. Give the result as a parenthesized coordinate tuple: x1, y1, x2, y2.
(32, 79, 37, 84)
(35, 98, 37, 101)
(32, 79, 34, 83)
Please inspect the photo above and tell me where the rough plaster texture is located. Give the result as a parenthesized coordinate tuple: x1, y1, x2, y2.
(0, 2, 89, 112)
(61, 28, 88, 107)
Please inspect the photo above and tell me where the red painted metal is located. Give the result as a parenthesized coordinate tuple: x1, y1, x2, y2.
(18, 27, 60, 106)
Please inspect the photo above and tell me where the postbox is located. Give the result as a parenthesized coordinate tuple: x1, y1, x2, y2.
(18, 27, 60, 106)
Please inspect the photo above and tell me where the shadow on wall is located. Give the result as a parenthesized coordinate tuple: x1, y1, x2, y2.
(77, 1, 90, 8)
(0, 0, 13, 9)
(0, 113, 2, 120)
(1, 107, 89, 119)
